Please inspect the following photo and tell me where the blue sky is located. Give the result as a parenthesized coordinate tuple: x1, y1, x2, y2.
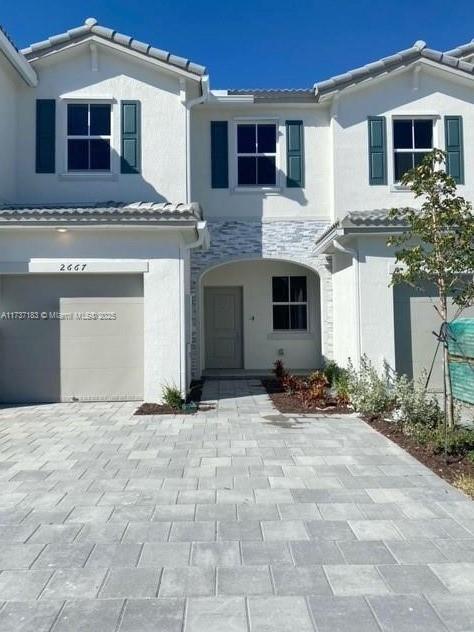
(2, 0, 473, 88)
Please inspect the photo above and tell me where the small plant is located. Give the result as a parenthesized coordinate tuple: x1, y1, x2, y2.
(392, 373, 443, 430)
(323, 360, 344, 387)
(454, 474, 474, 499)
(334, 371, 351, 407)
(273, 359, 288, 381)
(430, 427, 474, 456)
(467, 451, 474, 465)
(162, 384, 184, 409)
(345, 356, 395, 416)
(299, 371, 329, 407)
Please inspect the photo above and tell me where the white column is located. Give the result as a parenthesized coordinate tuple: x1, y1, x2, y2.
(143, 254, 184, 402)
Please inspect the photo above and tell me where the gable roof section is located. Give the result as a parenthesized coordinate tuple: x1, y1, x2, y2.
(0, 24, 37, 86)
(444, 40, 474, 59)
(314, 41, 474, 101)
(21, 17, 207, 78)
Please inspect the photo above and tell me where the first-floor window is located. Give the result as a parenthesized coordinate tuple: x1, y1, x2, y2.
(67, 103, 111, 171)
(237, 122, 277, 186)
(272, 276, 307, 330)
(393, 118, 433, 181)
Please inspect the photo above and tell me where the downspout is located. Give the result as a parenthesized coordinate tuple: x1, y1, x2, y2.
(182, 75, 210, 203)
(177, 75, 209, 394)
(332, 238, 362, 367)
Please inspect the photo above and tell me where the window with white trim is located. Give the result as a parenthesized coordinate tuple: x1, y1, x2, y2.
(237, 122, 277, 186)
(393, 118, 433, 181)
(272, 276, 307, 330)
(67, 103, 111, 171)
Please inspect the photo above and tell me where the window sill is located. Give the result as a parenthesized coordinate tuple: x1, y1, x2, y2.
(58, 172, 118, 182)
(390, 184, 411, 192)
(267, 331, 312, 340)
(232, 186, 281, 194)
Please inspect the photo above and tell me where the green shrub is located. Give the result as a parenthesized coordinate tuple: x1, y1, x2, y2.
(345, 356, 395, 415)
(162, 384, 184, 409)
(392, 373, 443, 430)
(430, 428, 474, 456)
(467, 451, 474, 465)
(323, 360, 344, 386)
(273, 359, 288, 381)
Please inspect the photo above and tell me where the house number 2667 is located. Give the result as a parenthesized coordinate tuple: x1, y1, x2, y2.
(59, 263, 87, 272)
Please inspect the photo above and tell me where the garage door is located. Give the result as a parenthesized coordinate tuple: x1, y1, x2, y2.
(0, 275, 143, 403)
(394, 284, 474, 391)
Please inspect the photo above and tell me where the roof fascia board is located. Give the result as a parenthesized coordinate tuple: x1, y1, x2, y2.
(317, 56, 474, 103)
(28, 35, 202, 82)
(0, 29, 37, 86)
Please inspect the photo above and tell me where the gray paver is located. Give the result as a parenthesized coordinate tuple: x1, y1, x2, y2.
(52, 598, 123, 632)
(308, 595, 381, 631)
(271, 565, 331, 595)
(40, 568, 107, 599)
(99, 567, 161, 598)
(0, 382, 472, 632)
(159, 567, 215, 596)
(368, 594, 448, 631)
(186, 596, 247, 632)
(247, 596, 314, 631)
(0, 600, 63, 632)
(217, 566, 273, 595)
(119, 598, 184, 632)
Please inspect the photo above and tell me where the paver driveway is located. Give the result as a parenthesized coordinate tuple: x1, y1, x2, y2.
(0, 379, 473, 631)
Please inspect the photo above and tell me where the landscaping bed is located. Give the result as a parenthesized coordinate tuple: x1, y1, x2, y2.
(364, 414, 474, 495)
(135, 380, 214, 415)
(262, 378, 351, 415)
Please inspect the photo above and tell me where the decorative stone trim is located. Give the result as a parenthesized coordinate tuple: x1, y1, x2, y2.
(191, 219, 333, 376)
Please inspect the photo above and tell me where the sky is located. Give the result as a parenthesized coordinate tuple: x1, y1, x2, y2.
(2, 0, 473, 89)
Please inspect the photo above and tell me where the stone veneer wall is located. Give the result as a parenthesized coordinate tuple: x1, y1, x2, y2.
(190, 219, 333, 377)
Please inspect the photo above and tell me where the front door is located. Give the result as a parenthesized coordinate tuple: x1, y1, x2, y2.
(205, 287, 243, 369)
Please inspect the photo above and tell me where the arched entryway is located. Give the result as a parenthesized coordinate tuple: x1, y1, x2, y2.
(199, 258, 322, 375)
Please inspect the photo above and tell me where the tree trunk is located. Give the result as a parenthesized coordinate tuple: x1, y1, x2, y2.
(440, 295, 455, 428)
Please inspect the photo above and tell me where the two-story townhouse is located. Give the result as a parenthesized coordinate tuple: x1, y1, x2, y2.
(0, 17, 472, 403)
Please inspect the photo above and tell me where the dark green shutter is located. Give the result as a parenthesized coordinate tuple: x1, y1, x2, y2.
(445, 116, 464, 184)
(368, 116, 387, 185)
(121, 101, 141, 174)
(286, 120, 304, 187)
(36, 99, 56, 173)
(210, 121, 228, 188)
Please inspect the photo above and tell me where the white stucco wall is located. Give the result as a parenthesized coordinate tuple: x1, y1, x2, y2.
(15, 42, 200, 204)
(190, 104, 331, 220)
(332, 63, 474, 219)
(355, 236, 396, 372)
(331, 253, 356, 367)
(0, 228, 191, 401)
(0, 55, 19, 203)
(202, 259, 321, 371)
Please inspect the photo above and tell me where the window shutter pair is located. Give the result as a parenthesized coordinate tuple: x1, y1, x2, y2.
(35, 99, 141, 174)
(368, 115, 465, 185)
(210, 120, 305, 188)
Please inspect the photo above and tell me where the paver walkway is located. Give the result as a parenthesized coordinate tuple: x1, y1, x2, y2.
(0, 380, 473, 631)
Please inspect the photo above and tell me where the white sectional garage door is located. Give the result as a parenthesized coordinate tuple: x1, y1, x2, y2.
(0, 274, 144, 403)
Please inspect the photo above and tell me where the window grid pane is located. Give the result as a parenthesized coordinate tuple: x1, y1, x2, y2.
(67, 103, 111, 172)
(272, 275, 308, 331)
(237, 122, 277, 186)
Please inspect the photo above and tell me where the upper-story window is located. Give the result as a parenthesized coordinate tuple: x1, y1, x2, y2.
(272, 276, 307, 330)
(67, 103, 111, 171)
(393, 119, 433, 181)
(237, 123, 277, 186)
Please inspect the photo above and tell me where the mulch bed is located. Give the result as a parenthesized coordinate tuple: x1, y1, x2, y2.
(363, 414, 474, 486)
(135, 380, 214, 415)
(262, 378, 351, 415)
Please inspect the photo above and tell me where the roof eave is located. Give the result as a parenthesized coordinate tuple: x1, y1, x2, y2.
(0, 28, 37, 86)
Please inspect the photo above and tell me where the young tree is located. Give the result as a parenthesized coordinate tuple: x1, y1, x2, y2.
(388, 149, 474, 428)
